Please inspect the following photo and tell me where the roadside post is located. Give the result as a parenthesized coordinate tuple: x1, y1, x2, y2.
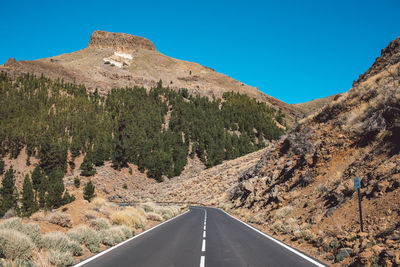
(353, 177, 364, 232)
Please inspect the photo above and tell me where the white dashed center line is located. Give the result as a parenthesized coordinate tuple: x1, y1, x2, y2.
(200, 256, 205, 267)
(200, 209, 207, 267)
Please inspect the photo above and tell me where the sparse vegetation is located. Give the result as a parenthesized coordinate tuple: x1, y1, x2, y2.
(48, 212, 72, 228)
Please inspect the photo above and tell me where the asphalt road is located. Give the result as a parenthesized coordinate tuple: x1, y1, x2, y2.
(77, 206, 324, 267)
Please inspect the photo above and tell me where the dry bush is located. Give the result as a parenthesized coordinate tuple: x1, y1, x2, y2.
(83, 211, 97, 221)
(146, 212, 163, 222)
(48, 250, 74, 267)
(0, 229, 35, 260)
(90, 218, 110, 231)
(271, 221, 283, 233)
(48, 212, 72, 228)
(0, 259, 36, 266)
(67, 226, 100, 253)
(274, 206, 293, 220)
(140, 202, 156, 212)
(0, 218, 42, 248)
(155, 206, 174, 220)
(91, 197, 106, 209)
(98, 226, 132, 247)
(42, 232, 82, 256)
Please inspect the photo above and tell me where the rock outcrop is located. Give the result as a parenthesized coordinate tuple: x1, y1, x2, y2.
(87, 30, 156, 51)
(356, 36, 400, 84)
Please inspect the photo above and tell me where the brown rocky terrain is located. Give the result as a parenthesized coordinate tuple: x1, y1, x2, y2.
(0, 30, 302, 123)
(126, 36, 400, 266)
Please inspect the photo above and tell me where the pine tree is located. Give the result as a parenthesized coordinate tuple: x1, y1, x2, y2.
(31, 165, 43, 201)
(21, 174, 37, 217)
(80, 153, 96, 176)
(83, 181, 95, 202)
(38, 175, 47, 208)
(0, 160, 4, 175)
(62, 189, 75, 205)
(46, 169, 65, 209)
(0, 166, 19, 216)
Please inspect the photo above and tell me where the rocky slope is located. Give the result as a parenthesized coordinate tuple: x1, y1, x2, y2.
(131, 36, 400, 266)
(227, 37, 400, 266)
(0, 30, 301, 123)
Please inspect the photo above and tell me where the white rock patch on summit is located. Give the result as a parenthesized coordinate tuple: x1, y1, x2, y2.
(102, 51, 133, 68)
(114, 52, 133, 60)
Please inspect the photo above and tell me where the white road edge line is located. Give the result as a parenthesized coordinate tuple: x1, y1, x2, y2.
(203, 230, 206, 238)
(203, 225, 206, 230)
(201, 239, 206, 252)
(218, 208, 325, 267)
(74, 209, 190, 267)
(200, 255, 205, 267)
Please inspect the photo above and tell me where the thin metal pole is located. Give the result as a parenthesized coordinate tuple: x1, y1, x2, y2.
(357, 188, 364, 232)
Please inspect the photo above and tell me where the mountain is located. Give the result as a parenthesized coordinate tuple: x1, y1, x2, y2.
(136, 36, 400, 266)
(0, 30, 302, 123)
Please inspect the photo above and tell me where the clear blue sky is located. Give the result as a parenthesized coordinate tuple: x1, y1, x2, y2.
(1, 0, 399, 103)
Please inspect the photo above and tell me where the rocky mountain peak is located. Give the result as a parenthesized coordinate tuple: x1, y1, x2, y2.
(356, 36, 400, 84)
(87, 30, 156, 52)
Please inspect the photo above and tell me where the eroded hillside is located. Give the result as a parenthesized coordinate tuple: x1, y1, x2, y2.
(136, 37, 400, 266)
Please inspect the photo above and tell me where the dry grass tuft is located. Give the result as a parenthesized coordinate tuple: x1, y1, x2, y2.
(274, 206, 293, 220)
(110, 207, 146, 229)
(91, 197, 106, 210)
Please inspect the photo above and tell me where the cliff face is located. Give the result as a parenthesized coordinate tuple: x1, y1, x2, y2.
(87, 30, 156, 51)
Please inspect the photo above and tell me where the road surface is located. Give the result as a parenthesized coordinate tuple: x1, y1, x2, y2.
(76, 206, 324, 267)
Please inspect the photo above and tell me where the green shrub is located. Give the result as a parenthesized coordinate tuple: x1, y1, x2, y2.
(0, 229, 35, 260)
(67, 226, 100, 253)
(74, 177, 80, 188)
(49, 250, 74, 267)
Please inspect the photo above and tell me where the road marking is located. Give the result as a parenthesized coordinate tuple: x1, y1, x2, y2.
(203, 230, 206, 238)
(200, 256, 205, 267)
(204, 225, 206, 230)
(201, 239, 206, 252)
(74, 210, 190, 267)
(218, 208, 326, 267)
